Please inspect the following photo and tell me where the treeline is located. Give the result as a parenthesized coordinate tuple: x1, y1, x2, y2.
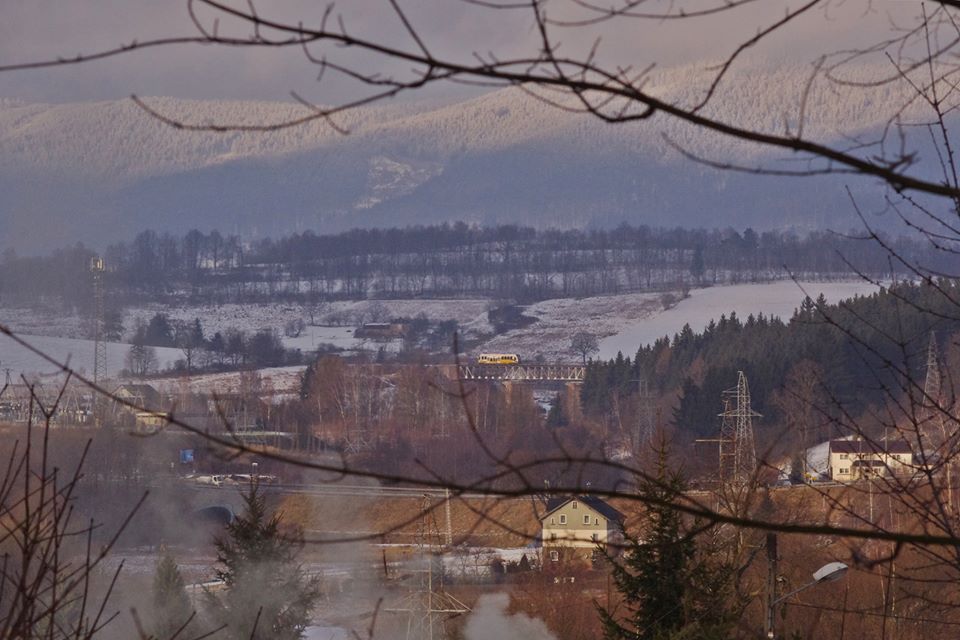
(125, 312, 303, 377)
(0, 223, 946, 309)
(581, 280, 960, 444)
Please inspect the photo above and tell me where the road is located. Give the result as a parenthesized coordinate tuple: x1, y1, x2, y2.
(184, 480, 494, 500)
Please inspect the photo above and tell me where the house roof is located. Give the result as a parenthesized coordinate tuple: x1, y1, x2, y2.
(829, 439, 912, 455)
(115, 383, 159, 396)
(541, 495, 625, 523)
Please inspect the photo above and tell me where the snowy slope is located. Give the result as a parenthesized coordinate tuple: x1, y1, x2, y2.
(598, 281, 882, 358)
(0, 62, 937, 250)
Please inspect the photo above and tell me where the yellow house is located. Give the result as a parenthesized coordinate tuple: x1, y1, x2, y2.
(540, 496, 625, 561)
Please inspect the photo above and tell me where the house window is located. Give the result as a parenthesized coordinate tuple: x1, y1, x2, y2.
(550, 533, 557, 541)
(595, 518, 600, 525)
(550, 517, 556, 525)
(840, 453, 849, 459)
(549, 550, 559, 562)
(559, 514, 567, 525)
(839, 468, 849, 474)
(572, 501, 578, 509)
(591, 533, 599, 542)
(583, 515, 591, 525)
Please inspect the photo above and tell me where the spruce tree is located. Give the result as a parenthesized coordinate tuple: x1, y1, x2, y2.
(205, 482, 321, 640)
(151, 550, 193, 640)
(598, 444, 736, 640)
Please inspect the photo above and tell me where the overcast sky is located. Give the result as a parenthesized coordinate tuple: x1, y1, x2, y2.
(0, 1, 923, 104)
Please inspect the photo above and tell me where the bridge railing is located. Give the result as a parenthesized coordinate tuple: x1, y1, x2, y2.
(457, 363, 585, 382)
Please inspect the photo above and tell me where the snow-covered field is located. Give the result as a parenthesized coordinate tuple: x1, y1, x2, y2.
(151, 365, 306, 397)
(2, 299, 494, 344)
(282, 326, 361, 351)
(598, 280, 882, 359)
(0, 332, 181, 380)
(126, 300, 492, 340)
(0, 281, 883, 377)
(477, 293, 664, 362)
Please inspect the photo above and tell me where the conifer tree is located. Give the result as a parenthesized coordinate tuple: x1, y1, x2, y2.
(205, 482, 321, 640)
(151, 550, 193, 640)
(598, 444, 736, 640)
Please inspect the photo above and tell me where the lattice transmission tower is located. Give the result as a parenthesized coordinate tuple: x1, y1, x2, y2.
(385, 494, 468, 640)
(718, 371, 761, 485)
(90, 256, 106, 427)
(924, 331, 943, 424)
(923, 332, 956, 511)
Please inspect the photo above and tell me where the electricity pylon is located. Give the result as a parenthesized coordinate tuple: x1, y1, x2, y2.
(923, 332, 955, 511)
(386, 494, 468, 640)
(718, 371, 761, 486)
(90, 256, 106, 427)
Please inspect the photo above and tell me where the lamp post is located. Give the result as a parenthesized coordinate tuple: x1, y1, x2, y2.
(765, 533, 848, 639)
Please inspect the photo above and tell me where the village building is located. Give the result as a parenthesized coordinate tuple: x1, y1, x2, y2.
(112, 383, 170, 432)
(112, 383, 163, 412)
(354, 323, 408, 340)
(540, 495, 626, 562)
(828, 439, 913, 482)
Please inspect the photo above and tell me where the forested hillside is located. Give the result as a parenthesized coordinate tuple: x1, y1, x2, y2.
(0, 224, 943, 310)
(581, 280, 960, 449)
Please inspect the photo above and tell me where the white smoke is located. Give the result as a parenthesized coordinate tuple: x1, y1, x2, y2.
(463, 593, 558, 640)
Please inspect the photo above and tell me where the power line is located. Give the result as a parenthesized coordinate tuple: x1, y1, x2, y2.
(790, 600, 960, 627)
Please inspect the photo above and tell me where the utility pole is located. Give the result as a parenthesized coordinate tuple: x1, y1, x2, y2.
(90, 256, 106, 427)
(765, 532, 778, 640)
(444, 487, 453, 547)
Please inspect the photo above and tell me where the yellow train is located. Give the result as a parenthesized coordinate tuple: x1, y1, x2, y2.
(477, 353, 520, 365)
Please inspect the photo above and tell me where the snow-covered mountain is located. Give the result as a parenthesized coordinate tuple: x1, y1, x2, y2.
(0, 63, 933, 251)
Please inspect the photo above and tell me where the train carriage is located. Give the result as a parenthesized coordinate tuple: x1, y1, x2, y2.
(477, 353, 520, 365)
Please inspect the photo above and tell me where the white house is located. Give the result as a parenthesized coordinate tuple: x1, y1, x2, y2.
(828, 439, 913, 482)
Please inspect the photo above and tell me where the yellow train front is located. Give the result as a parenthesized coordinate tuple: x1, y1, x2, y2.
(476, 353, 520, 365)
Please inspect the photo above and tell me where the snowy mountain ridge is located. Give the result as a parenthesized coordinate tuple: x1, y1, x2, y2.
(0, 62, 936, 251)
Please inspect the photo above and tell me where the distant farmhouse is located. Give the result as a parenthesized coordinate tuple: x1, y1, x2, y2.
(828, 439, 913, 482)
(540, 495, 625, 562)
(354, 323, 408, 340)
(112, 383, 169, 432)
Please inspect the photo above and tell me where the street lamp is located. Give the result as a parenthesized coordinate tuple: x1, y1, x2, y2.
(765, 533, 848, 639)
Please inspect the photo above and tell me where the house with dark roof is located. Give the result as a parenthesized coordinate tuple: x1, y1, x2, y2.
(112, 383, 162, 412)
(540, 496, 625, 561)
(828, 439, 913, 481)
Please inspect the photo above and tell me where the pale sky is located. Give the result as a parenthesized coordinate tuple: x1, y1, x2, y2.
(0, 0, 923, 104)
